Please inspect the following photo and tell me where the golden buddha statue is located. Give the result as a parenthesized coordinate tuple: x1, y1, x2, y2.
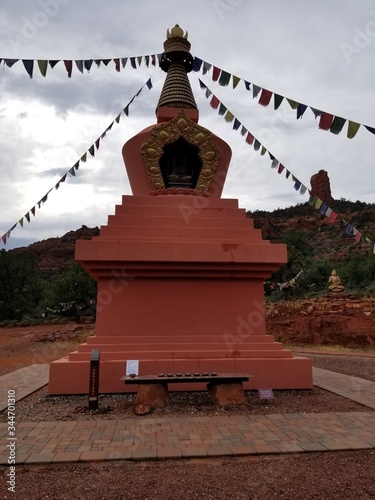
(328, 269, 345, 293)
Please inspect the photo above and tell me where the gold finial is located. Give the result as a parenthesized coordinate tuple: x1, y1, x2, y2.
(167, 24, 188, 39)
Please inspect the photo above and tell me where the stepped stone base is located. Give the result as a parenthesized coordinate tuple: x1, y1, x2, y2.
(49, 194, 313, 394)
(49, 355, 312, 394)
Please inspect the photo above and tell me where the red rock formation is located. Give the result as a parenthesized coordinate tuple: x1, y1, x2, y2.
(310, 170, 334, 204)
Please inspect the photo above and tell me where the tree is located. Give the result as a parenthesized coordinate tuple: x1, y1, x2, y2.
(0, 249, 44, 320)
(45, 262, 97, 318)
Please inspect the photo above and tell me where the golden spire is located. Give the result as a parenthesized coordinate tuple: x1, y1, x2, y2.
(156, 24, 197, 111)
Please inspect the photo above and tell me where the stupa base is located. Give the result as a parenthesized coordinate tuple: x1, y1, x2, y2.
(49, 355, 312, 394)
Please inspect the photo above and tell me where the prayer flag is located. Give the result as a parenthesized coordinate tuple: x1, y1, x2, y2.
(328, 211, 337, 223)
(37, 60, 48, 77)
(245, 132, 254, 145)
(219, 70, 231, 86)
(64, 60, 73, 77)
(330, 116, 346, 135)
(218, 103, 227, 115)
(202, 61, 211, 74)
(314, 198, 323, 209)
(319, 113, 334, 130)
(84, 59, 93, 71)
(22, 59, 34, 78)
(296, 104, 308, 119)
(347, 121, 361, 139)
(254, 140, 261, 151)
(75, 60, 84, 73)
(224, 110, 234, 123)
(233, 118, 241, 130)
(232, 75, 240, 89)
(258, 89, 272, 107)
(252, 85, 261, 99)
(365, 125, 375, 135)
(287, 98, 298, 109)
(210, 95, 220, 109)
(212, 66, 221, 81)
(274, 94, 284, 110)
(192, 57, 203, 72)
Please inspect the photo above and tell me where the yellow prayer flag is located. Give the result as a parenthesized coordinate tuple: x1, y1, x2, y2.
(314, 198, 323, 209)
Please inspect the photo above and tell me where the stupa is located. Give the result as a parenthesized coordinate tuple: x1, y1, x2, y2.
(49, 25, 312, 394)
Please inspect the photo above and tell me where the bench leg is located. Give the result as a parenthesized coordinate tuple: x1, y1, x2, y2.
(208, 382, 246, 406)
(135, 383, 169, 409)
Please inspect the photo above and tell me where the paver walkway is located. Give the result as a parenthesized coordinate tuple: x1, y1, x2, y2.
(313, 367, 375, 410)
(0, 412, 374, 464)
(0, 361, 374, 464)
(0, 365, 49, 412)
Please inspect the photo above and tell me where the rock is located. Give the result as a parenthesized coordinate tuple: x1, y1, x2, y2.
(135, 383, 169, 408)
(134, 404, 151, 415)
(310, 169, 334, 204)
(208, 383, 246, 406)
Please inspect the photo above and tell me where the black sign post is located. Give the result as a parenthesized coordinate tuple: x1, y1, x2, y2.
(89, 349, 100, 410)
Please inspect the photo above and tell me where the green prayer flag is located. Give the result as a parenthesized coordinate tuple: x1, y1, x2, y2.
(37, 60, 48, 77)
(347, 121, 361, 139)
(218, 103, 227, 116)
(253, 140, 261, 151)
(287, 98, 298, 110)
(25, 212, 30, 223)
(81, 152, 87, 162)
(115, 114, 121, 123)
(308, 195, 317, 206)
(219, 70, 231, 86)
(274, 94, 284, 110)
(260, 146, 267, 155)
(88, 145, 95, 157)
(330, 116, 346, 135)
(19, 218, 24, 228)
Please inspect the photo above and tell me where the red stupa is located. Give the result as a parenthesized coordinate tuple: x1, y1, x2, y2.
(49, 25, 312, 394)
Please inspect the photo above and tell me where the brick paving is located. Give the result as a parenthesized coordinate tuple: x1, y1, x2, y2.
(0, 365, 49, 412)
(1, 412, 375, 464)
(0, 363, 375, 464)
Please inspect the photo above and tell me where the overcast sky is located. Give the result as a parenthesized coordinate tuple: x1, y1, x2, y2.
(1, 0, 374, 249)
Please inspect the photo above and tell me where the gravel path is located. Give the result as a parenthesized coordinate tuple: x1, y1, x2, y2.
(2, 451, 375, 500)
(299, 352, 375, 381)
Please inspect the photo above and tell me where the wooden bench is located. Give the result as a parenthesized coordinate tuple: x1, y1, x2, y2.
(121, 373, 250, 408)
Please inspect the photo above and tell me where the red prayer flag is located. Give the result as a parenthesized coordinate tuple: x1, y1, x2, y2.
(328, 211, 338, 223)
(31, 206, 36, 216)
(114, 58, 120, 72)
(355, 231, 362, 243)
(245, 132, 254, 145)
(210, 95, 220, 109)
(319, 113, 334, 130)
(95, 138, 100, 150)
(64, 60, 73, 78)
(212, 66, 221, 82)
(258, 89, 273, 107)
(278, 164, 285, 174)
(1, 234, 6, 245)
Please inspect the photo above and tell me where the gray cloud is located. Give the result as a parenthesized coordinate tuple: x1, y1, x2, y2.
(1, 0, 375, 249)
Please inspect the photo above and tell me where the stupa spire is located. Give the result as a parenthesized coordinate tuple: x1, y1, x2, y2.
(156, 24, 197, 113)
